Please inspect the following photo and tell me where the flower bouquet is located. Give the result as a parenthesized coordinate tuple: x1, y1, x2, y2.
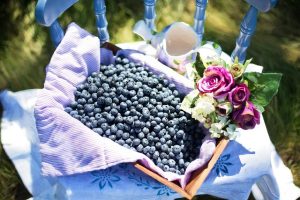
(181, 54, 282, 139)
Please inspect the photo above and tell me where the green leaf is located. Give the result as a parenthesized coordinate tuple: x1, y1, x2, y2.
(243, 58, 252, 68)
(213, 42, 220, 49)
(180, 89, 199, 114)
(244, 72, 282, 107)
(193, 52, 205, 77)
(253, 103, 265, 113)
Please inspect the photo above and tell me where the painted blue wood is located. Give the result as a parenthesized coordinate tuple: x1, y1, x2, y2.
(231, 0, 278, 62)
(49, 20, 65, 47)
(144, 0, 156, 31)
(94, 0, 109, 44)
(245, 0, 278, 12)
(35, 0, 109, 45)
(35, 0, 78, 26)
(231, 6, 258, 63)
(193, 0, 208, 44)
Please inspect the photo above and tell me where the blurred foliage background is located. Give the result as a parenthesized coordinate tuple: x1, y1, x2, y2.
(0, 0, 299, 199)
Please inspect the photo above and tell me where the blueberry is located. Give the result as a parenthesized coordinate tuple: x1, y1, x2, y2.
(136, 144, 143, 152)
(142, 138, 149, 146)
(147, 135, 154, 142)
(143, 146, 150, 154)
(168, 159, 176, 167)
(132, 138, 141, 146)
(166, 140, 173, 146)
(184, 162, 190, 168)
(126, 138, 132, 146)
(149, 146, 156, 154)
(175, 152, 183, 160)
(145, 122, 151, 128)
(163, 165, 169, 172)
(169, 152, 175, 158)
(154, 117, 161, 124)
(162, 158, 168, 165)
(77, 98, 87, 105)
(122, 132, 130, 140)
(97, 97, 106, 106)
(100, 123, 109, 131)
(172, 145, 181, 154)
(69, 110, 78, 116)
(176, 130, 184, 138)
(169, 168, 176, 173)
(91, 120, 98, 128)
(105, 129, 111, 136)
(136, 104, 143, 112)
(153, 125, 161, 133)
(150, 121, 157, 127)
(138, 132, 145, 139)
(160, 138, 166, 144)
(153, 151, 159, 160)
(115, 116, 123, 123)
(93, 113, 101, 120)
(180, 169, 185, 175)
(164, 134, 171, 140)
(161, 144, 168, 152)
(134, 120, 142, 128)
(116, 130, 123, 138)
(87, 98, 94, 104)
(116, 123, 124, 130)
(105, 97, 112, 106)
(110, 108, 118, 116)
(155, 142, 162, 149)
(106, 114, 115, 123)
(110, 125, 118, 133)
(125, 116, 134, 125)
(109, 135, 117, 141)
(157, 163, 163, 169)
(84, 104, 94, 113)
(122, 58, 129, 64)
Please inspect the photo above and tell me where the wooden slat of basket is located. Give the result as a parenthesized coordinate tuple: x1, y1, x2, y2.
(185, 139, 229, 196)
(134, 163, 192, 199)
(134, 139, 229, 199)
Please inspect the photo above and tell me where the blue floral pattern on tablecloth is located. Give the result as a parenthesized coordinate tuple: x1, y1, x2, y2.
(128, 171, 176, 196)
(91, 168, 121, 190)
(213, 154, 233, 176)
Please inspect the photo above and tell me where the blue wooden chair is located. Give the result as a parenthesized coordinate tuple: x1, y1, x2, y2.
(35, 0, 277, 63)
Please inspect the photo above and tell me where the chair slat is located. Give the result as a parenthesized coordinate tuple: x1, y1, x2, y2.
(49, 20, 65, 47)
(144, 0, 157, 31)
(194, 0, 208, 43)
(231, 6, 258, 63)
(94, 0, 109, 44)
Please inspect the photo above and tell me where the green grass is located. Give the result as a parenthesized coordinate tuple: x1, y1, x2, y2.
(1, 0, 300, 199)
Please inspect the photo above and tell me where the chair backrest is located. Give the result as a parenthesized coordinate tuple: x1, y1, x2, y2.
(35, 0, 278, 62)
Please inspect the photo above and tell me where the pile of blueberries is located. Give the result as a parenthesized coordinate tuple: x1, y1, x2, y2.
(65, 57, 204, 175)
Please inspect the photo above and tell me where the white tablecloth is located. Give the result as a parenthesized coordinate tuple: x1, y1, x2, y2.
(1, 42, 299, 200)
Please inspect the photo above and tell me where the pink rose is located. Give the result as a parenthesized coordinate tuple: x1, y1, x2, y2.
(197, 66, 234, 99)
(232, 101, 260, 130)
(228, 83, 250, 105)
